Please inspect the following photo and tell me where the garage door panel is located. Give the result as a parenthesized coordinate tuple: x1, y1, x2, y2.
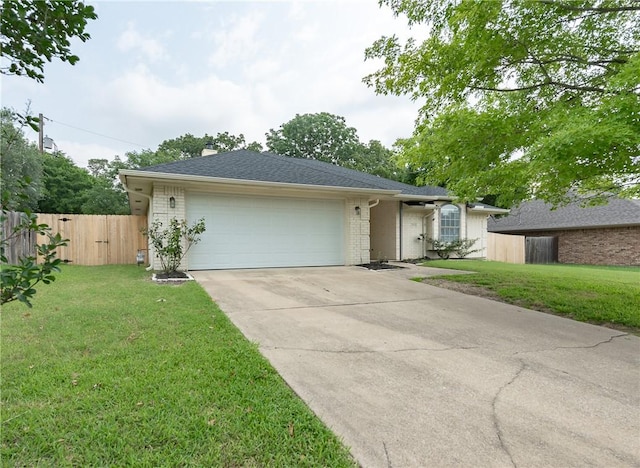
(187, 193, 344, 269)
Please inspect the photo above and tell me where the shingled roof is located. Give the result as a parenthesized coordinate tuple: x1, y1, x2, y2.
(138, 150, 449, 197)
(488, 197, 640, 232)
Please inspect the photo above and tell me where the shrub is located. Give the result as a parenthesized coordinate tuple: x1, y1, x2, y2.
(1, 210, 68, 307)
(427, 238, 479, 259)
(142, 217, 205, 274)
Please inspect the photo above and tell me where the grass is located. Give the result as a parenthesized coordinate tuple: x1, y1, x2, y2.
(1, 265, 355, 467)
(419, 260, 640, 331)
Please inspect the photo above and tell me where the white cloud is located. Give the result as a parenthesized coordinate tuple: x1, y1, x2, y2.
(3, 1, 425, 170)
(55, 140, 127, 168)
(117, 22, 168, 63)
(208, 11, 265, 68)
(96, 65, 269, 148)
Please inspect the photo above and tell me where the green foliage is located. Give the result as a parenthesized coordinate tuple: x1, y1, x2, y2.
(266, 112, 361, 166)
(87, 158, 111, 178)
(37, 152, 94, 213)
(365, 0, 640, 207)
(354, 139, 402, 179)
(1, 182, 68, 308)
(143, 218, 206, 273)
(0, 0, 97, 83)
(266, 112, 406, 180)
(245, 140, 264, 152)
(157, 131, 263, 160)
(0, 108, 43, 210)
(157, 133, 209, 159)
(83, 158, 130, 215)
(80, 183, 129, 215)
(427, 238, 479, 259)
(116, 148, 182, 169)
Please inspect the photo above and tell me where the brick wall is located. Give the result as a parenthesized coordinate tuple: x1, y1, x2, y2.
(150, 184, 187, 271)
(520, 226, 640, 266)
(345, 198, 370, 265)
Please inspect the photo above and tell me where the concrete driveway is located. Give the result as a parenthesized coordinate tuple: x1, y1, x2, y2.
(192, 265, 640, 468)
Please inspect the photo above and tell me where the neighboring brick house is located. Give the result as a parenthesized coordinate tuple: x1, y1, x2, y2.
(119, 150, 505, 270)
(488, 198, 640, 266)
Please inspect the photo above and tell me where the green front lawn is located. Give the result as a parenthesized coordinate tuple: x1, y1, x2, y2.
(1, 265, 355, 466)
(420, 260, 640, 330)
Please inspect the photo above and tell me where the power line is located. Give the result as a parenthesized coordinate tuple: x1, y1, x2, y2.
(44, 117, 150, 149)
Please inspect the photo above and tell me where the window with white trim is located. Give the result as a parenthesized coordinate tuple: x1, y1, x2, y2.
(440, 204, 460, 242)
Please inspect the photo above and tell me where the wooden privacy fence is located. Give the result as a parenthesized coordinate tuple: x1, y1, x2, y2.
(487, 233, 525, 264)
(2, 211, 37, 264)
(525, 236, 558, 264)
(487, 233, 559, 264)
(36, 214, 148, 265)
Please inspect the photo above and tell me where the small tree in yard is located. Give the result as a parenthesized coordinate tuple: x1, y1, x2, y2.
(1, 183, 68, 307)
(143, 218, 205, 277)
(427, 238, 479, 260)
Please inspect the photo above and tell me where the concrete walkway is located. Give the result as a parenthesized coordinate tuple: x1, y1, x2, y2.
(192, 265, 640, 468)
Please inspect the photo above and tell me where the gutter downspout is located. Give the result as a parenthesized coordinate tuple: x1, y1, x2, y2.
(368, 199, 380, 209)
(399, 201, 403, 261)
(422, 214, 429, 258)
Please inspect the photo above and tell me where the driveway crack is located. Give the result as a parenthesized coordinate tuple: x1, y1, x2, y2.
(250, 297, 437, 312)
(492, 360, 526, 468)
(383, 441, 392, 468)
(262, 345, 479, 354)
(514, 333, 628, 356)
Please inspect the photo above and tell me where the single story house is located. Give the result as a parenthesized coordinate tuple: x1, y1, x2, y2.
(488, 197, 640, 266)
(120, 150, 507, 270)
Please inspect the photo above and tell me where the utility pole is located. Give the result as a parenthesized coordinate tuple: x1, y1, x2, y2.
(38, 113, 44, 152)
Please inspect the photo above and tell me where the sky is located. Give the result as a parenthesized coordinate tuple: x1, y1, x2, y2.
(1, 0, 424, 168)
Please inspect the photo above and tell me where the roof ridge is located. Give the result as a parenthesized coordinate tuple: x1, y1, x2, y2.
(141, 149, 257, 170)
(260, 151, 411, 192)
(263, 151, 401, 190)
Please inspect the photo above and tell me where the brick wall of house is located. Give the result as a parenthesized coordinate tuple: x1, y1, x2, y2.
(345, 198, 370, 265)
(523, 226, 640, 266)
(150, 184, 186, 271)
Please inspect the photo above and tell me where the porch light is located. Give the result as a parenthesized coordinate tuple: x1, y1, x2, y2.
(169, 196, 176, 209)
(355, 206, 361, 215)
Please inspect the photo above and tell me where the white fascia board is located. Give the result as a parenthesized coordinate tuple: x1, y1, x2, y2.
(119, 170, 400, 197)
(392, 194, 452, 202)
(468, 206, 510, 214)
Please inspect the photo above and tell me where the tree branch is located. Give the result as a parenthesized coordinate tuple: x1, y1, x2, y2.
(472, 80, 609, 94)
(539, 1, 640, 13)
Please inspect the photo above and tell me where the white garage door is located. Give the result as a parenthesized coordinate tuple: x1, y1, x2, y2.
(187, 193, 345, 269)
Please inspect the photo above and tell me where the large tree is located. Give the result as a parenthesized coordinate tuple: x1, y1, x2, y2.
(0, 0, 97, 83)
(82, 158, 129, 215)
(157, 132, 263, 159)
(365, 0, 640, 206)
(0, 108, 42, 210)
(1, 0, 97, 308)
(266, 112, 362, 166)
(37, 152, 94, 214)
(114, 148, 182, 170)
(267, 112, 408, 180)
(354, 139, 402, 180)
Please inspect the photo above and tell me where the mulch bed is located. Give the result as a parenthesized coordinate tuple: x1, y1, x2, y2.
(155, 271, 190, 280)
(357, 262, 406, 270)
